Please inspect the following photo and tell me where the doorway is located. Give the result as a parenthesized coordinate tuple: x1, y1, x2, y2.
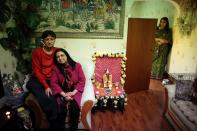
(124, 18, 157, 94)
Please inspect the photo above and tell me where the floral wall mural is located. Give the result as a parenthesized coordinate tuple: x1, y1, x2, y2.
(36, 0, 125, 38)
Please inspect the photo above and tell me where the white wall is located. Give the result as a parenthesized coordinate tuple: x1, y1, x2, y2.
(128, 0, 177, 27)
(55, 39, 126, 63)
(54, 38, 127, 79)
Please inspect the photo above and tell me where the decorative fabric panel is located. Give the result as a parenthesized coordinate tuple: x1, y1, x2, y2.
(175, 80, 193, 101)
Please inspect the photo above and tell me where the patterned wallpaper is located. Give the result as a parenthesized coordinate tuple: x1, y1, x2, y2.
(168, 26, 197, 73)
(126, 0, 197, 73)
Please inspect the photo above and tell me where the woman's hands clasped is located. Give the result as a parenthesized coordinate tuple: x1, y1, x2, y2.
(60, 89, 78, 101)
(155, 38, 169, 45)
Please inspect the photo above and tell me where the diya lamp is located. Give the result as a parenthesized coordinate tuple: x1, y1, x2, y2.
(115, 82, 119, 89)
(113, 100, 118, 108)
(103, 99, 107, 107)
(124, 97, 128, 105)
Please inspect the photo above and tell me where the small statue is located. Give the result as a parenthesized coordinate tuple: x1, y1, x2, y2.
(95, 82, 101, 89)
(103, 69, 112, 88)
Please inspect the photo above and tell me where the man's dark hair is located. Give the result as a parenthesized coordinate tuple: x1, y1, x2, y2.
(41, 30, 56, 39)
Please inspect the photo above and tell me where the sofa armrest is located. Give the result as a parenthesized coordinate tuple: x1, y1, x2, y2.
(163, 84, 176, 115)
(165, 84, 176, 99)
(25, 79, 96, 130)
(80, 78, 96, 130)
(81, 100, 93, 129)
(25, 93, 49, 129)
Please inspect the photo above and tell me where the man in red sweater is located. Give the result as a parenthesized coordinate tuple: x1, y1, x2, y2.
(26, 30, 58, 131)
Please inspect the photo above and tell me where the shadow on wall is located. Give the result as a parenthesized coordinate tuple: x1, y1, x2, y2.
(176, 0, 197, 36)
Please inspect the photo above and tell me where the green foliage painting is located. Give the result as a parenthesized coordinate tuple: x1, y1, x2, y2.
(35, 0, 125, 38)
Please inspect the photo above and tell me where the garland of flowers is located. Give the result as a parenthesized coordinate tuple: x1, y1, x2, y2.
(91, 52, 128, 111)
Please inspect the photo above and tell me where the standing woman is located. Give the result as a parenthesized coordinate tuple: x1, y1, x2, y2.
(50, 48, 86, 131)
(151, 17, 173, 79)
(26, 30, 58, 131)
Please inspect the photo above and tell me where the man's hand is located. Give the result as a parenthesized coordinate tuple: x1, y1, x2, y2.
(45, 88, 52, 97)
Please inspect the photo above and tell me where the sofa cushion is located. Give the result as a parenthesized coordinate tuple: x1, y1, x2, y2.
(194, 78, 197, 93)
(175, 99, 197, 125)
(191, 78, 197, 105)
(169, 98, 197, 131)
(175, 80, 193, 101)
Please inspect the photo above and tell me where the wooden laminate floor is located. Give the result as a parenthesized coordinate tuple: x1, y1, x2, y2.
(91, 79, 174, 131)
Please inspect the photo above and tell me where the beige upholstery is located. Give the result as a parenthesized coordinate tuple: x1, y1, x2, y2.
(164, 84, 197, 131)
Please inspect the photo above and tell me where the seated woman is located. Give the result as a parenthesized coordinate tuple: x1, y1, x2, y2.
(50, 48, 86, 131)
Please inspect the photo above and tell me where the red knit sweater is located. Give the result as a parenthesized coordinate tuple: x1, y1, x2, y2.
(31, 47, 57, 89)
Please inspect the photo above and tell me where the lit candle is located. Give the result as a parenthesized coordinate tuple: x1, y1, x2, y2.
(96, 91, 99, 94)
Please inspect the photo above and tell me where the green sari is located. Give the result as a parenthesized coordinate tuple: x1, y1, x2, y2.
(151, 28, 172, 79)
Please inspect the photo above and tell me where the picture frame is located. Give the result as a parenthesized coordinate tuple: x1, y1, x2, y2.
(35, 0, 125, 39)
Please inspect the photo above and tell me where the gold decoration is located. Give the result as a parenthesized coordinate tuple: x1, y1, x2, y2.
(103, 99, 107, 107)
(124, 97, 128, 105)
(103, 69, 113, 88)
(95, 82, 101, 89)
(114, 100, 118, 108)
(92, 52, 127, 87)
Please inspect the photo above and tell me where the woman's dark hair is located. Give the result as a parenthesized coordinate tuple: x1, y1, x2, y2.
(41, 30, 56, 39)
(54, 48, 76, 72)
(159, 17, 170, 32)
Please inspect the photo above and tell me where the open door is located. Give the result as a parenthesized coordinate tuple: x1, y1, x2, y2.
(125, 18, 157, 93)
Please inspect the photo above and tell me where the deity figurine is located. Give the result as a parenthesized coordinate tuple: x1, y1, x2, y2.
(103, 69, 113, 88)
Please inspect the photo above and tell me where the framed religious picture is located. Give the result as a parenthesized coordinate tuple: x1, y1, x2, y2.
(35, 0, 125, 39)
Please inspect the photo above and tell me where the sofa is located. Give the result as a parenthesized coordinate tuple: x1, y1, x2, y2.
(164, 80, 197, 131)
(25, 61, 96, 130)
